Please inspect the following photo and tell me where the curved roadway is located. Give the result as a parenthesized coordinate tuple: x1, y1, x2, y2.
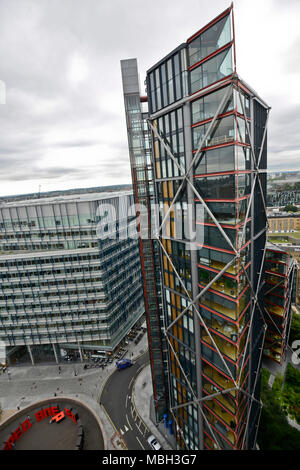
(100, 351, 155, 450)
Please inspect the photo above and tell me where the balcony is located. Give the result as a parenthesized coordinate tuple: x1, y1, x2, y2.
(204, 398, 237, 429)
(211, 317, 239, 341)
(203, 381, 236, 414)
(203, 365, 236, 395)
(199, 275, 238, 298)
(265, 304, 284, 317)
(204, 410, 236, 447)
(201, 297, 237, 320)
(209, 259, 247, 276)
(202, 332, 238, 361)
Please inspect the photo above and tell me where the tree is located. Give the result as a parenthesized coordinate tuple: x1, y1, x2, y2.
(289, 313, 300, 346)
(283, 204, 298, 212)
(257, 369, 300, 450)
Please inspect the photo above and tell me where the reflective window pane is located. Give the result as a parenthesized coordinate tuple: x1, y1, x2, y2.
(195, 145, 235, 175)
(191, 86, 233, 124)
(190, 47, 233, 94)
(189, 14, 232, 67)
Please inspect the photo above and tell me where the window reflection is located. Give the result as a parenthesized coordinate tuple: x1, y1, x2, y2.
(192, 115, 234, 149)
(195, 145, 235, 175)
(195, 174, 250, 201)
(195, 174, 236, 199)
(203, 201, 248, 225)
(191, 86, 233, 124)
(237, 146, 250, 171)
(189, 14, 232, 67)
(190, 47, 233, 94)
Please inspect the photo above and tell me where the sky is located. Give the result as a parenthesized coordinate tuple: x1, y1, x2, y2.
(0, 0, 299, 197)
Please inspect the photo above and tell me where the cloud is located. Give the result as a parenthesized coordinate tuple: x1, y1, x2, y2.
(0, 0, 299, 197)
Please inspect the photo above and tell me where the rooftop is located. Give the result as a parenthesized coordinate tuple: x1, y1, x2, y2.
(0, 187, 133, 209)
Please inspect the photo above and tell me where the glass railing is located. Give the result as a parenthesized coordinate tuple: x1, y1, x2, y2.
(204, 411, 236, 448)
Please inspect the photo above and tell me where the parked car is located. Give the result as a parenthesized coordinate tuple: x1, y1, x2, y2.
(147, 435, 161, 450)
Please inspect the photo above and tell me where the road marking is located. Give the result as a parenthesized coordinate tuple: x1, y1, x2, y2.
(126, 414, 133, 431)
(124, 425, 129, 432)
(129, 377, 134, 388)
(136, 436, 145, 450)
(120, 428, 124, 435)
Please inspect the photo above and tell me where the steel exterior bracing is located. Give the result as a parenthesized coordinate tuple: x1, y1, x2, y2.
(148, 77, 270, 449)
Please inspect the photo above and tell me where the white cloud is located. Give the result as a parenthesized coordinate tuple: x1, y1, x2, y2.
(67, 53, 89, 86)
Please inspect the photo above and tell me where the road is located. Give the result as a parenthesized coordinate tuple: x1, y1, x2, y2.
(100, 351, 154, 450)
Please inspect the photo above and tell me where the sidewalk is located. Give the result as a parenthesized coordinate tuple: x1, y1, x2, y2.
(132, 363, 174, 450)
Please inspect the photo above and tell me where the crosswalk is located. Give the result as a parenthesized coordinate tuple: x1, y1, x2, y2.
(119, 425, 129, 435)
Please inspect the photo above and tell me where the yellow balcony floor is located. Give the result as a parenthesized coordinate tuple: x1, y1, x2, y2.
(201, 298, 237, 320)
(203, 366, 235, 392)
(209, 281, 237, 298)
(204, 382, 236, 414)
(205, 399, 236, 428)
(265, 304, 284, 317)
(211, 318, 238, 339)
(205, 412, 236, 446)
(209, 260, 238, 275)
(202, 334, 238, 361)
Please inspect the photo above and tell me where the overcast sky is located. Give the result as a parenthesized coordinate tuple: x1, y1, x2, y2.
(0, 0, 299, 197)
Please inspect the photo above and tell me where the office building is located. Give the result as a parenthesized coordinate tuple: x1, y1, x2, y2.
(122, 4, 270, 450)
(121, 59, 169, 422)
(0, 189, 144, 364)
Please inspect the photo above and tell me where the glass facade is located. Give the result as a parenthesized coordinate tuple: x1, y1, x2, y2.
(145, 5, 269, 451)
(0, 191, 144, 358)
(263, 247, 296, 364)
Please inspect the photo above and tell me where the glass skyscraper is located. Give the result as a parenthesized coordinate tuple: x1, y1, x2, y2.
(122, 5, 270, 450)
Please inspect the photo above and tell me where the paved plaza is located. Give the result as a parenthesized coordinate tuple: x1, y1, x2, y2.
(0, 331, 172, 450)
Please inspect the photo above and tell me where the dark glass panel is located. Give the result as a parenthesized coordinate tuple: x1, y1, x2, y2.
(189, 14, 231, 67)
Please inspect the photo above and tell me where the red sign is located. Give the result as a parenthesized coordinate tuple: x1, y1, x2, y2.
(3, 406, 78, 450)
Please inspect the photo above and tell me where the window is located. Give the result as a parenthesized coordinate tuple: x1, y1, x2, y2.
(191, 86, 233, 124)
(195, 145, 235, 175)
(190, 47, 233, 94)
(192, 115, 234, 150)
(188, 14, 232, 67)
